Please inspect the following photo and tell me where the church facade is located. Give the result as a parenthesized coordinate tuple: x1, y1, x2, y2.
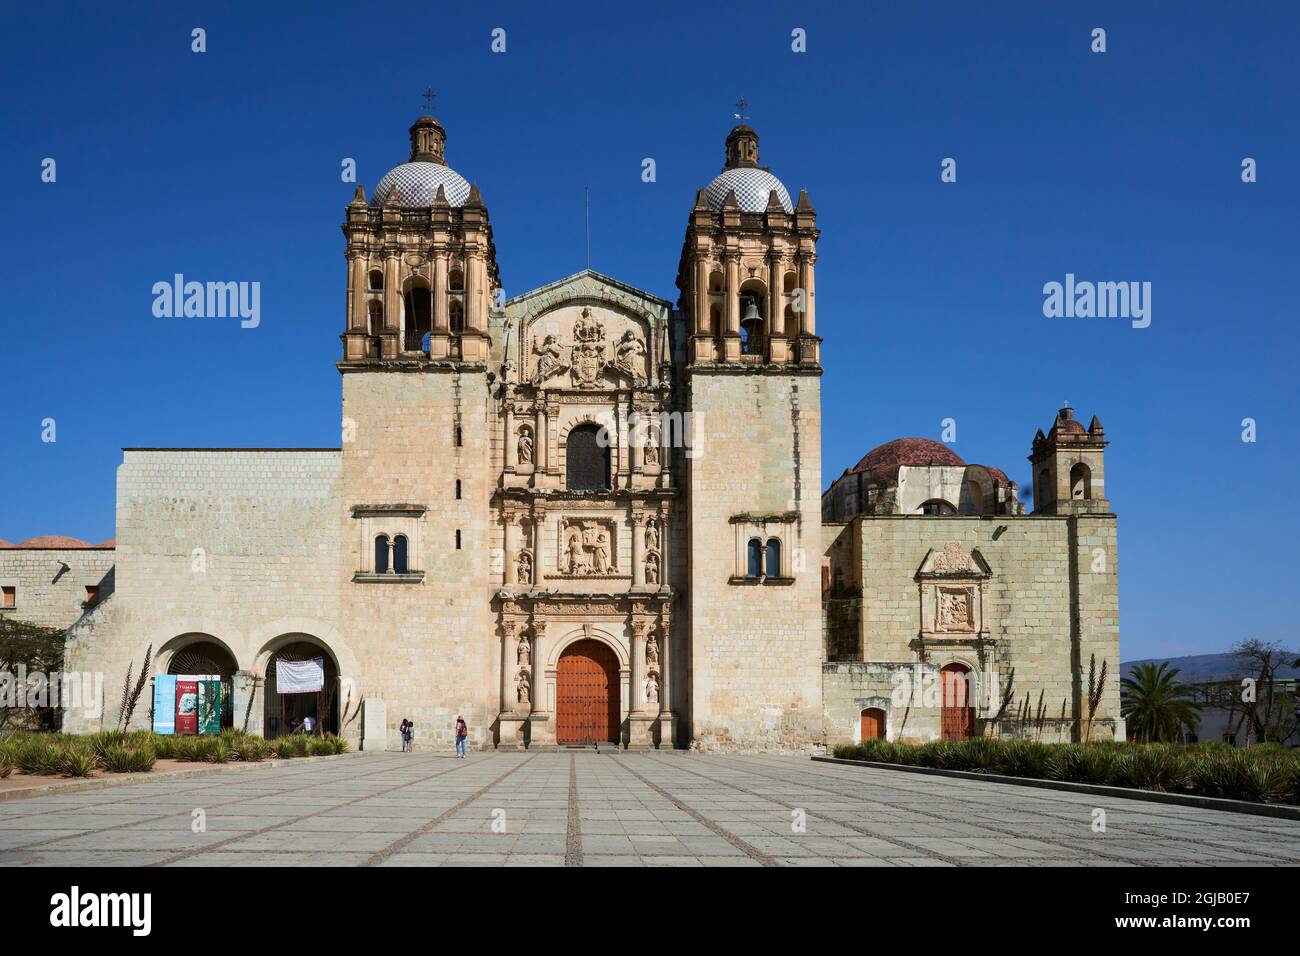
(4, 113, 1122, 749)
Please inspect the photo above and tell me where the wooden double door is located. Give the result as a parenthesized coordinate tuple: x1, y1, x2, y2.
(940, 663, 976, 740)
(556, 639, 621, 745)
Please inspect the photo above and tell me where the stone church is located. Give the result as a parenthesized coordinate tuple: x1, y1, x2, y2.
(2, 113, 1123, 750)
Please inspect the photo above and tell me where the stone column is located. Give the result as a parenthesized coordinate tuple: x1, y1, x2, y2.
(384, 254, 400, 332)
(433, 252, 448, 330)
(629, 403, 642, 473)
(504, 402, 516, 469)
(530, 621, 548, 716)
(535, 403, 547, 470)
(695, 258, 709, 334)
(349, 253, 366, 329)
(725, 255, 740, 335)
(500, 620, 517, 713)
(501, 511, 515, 588)
(629, 621, 645, 714)
(659, 512, 669, 587)
(531, 509, 544, 579)
(769, 254, 784, 337)
(631, 512, 645, 587)
(800, 255, 816, 336)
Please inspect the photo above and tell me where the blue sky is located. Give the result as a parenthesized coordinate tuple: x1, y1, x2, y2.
(1, 1, 1297, 660)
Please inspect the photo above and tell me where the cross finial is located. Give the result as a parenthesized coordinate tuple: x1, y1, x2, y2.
(734, 98, 750, 121)
(421, 88, 436, 114)
(1063, 399, 1071, 408)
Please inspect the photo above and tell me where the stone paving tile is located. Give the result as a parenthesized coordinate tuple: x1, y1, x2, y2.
(2, 752, 1297, 867)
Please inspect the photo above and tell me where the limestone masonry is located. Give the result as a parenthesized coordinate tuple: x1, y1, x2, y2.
(1, 115, 1122, 750)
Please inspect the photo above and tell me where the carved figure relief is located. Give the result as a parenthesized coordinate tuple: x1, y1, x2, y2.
(571, 308, 606, 387)
(517, 671, 531, 705)
(532, 334, 566, 383)
(645, 632, 659, 667)
(937, 587, 974, 632)
(644, 519, 659, 551)
(616, 329, 646, 379)
(516, 550, 533, 585)
(516, 633, 532, 666)
(643, 427, 660, 465)
(517, 427, 534, 465)
(644, 672, 659, 704)
(561, 520, 618, 575)
(645, 552, 660, 585)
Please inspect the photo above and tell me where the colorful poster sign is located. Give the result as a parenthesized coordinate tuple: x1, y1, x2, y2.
(198, 679, 222, 735)
(175, 680, 198, 736)
(152, 675, 176, 734)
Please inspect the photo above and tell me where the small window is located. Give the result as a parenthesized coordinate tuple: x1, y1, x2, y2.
(375, 535, 390, 574)
(84, 585, 100, 606)
(765, 539, 781, 577)
(455, 479, 462, 499)
(1, 586, 15, 608)
(367, 299, 383, 333)
(455, 530, 462, 550)
(921, 499, 956, 516)
(448, 268, 465, 292)
(455, 425, 463, 447)
(368, 270, 384, 291)
(393, 535, 409, 574)
(747, 539, 763, 578)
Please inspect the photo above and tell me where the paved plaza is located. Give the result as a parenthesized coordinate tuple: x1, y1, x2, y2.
(0, 752, 1296, 867)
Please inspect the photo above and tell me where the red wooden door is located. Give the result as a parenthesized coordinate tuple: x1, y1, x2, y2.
(941, 664, 975, 739)
(556, 640, 620, 745)
(860, 708, 885, 741)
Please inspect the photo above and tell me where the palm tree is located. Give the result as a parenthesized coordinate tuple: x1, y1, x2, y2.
(1121, 662, 1201, 743)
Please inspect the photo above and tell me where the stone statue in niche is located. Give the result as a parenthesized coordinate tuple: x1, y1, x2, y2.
(517, 671, 531, 706)
(517, 428, 534, 465)
(533, 334, 565, 382)
(515, 551, 532, 586)
(644, 519, 659, 551)
(562, 520, 617, 575)
(644, 672, 659, 704)
(645, 632, 659, 667)
(643, 429, 660, 466)
(516, 633, 531, 666)
(645, 553, 659, 585)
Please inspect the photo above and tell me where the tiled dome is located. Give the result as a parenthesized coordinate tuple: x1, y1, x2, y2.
(16, 535, 92, 548)
(704, 167, 793, 213)
(851, 438, 966, 485)
(371, 161, 472, 208)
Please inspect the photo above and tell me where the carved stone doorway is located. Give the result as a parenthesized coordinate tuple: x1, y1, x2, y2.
(556, 639, 620, 745)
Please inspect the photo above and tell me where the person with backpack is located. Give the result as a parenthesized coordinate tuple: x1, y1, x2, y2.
(454, 715, 468, 757)
(399, 718, 413, 752)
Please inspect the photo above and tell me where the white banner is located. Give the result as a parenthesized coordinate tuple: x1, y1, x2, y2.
(276, 657, 324, 694)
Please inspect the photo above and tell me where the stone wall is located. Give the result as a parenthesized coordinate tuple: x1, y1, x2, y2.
(0, 548, 115, 630)
(821, 513, 1121, 747)
(685, 369, 823, 750)
(62, 449, 344, 735)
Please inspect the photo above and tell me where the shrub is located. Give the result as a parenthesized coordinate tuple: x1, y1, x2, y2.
(98, 743, 156, 774)
(0, 758, 11, 779)
(14, 739, 65, 775)
(993, 741, 1054, 779)
(60, 750, 97, 778)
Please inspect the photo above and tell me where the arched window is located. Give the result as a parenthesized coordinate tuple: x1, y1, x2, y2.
(392, 535, 408, 574)
(374, 535, 390, 574)
(739, 280, 767, 355)
(765, 538, 781, 577)
(368, 270, 384, 291)
(747, 539, 763, 578)
(448, 268, 465, 292)
(448, 299, 464, 334)
(565, 423, 610, 491)
(404, 285, 431, 351)
(921, 499, 957, 516)
(1071, 462, 1092, 500)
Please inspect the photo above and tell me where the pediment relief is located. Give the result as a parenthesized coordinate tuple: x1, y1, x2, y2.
(528, 304, 649, 388)
(916, 541, 992, 579)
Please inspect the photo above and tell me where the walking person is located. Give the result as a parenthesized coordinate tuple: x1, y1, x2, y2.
(400, 718, 413, 753)
(454, 715, 468, 757)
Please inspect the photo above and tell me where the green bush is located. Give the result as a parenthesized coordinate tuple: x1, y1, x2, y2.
(832, 736, 1300, 804)
(60, 750, 97, 777)
(0, 758, 11, 779)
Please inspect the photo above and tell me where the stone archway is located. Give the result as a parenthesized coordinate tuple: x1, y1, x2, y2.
(260, 636, 341, 739)
(166, 637, 239, 730)
(556, 639, 620, 745)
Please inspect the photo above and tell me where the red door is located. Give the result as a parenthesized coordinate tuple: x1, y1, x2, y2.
(860, 708, 886, 741)
(940, 664, 975, 740)
(556, 640, 620, 745)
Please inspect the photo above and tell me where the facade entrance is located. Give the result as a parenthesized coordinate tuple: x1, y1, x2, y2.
(859, 707, 886, 741)
(940, 663, 975, 740)
(556, 639, 620, 745)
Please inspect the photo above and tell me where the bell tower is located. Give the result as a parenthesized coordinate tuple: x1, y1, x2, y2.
(1029, 405, 1110, 515)
(677, 123, 824, 749)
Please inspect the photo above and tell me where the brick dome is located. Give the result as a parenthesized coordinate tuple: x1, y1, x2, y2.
(15, 535, 92, 548)
(851, 438, 966, 485)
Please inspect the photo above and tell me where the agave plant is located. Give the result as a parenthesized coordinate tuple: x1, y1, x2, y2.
(61, 750, 97, 777)
(1121, 662, 1201, 743)
(0, 758, 11, 779)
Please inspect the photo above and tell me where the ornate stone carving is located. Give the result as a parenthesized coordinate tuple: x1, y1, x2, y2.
(645, 552, 660, 585)
(571, 308, 606, 387)
(516, 632, 532, 666)
(561, 519, 617, 575)
(532, 334, 566, 383)
(645, 631, 659, 667)
(936, 587, 974, 632)
(516, 670, 531, 705)
(515, 550, 533, 585)
(644, 672, 659, 704)
(644, 519, 659, 551)
(932, 540, 978, 574)
(517, 427, 534, 465)
(616, 329, 646, 380)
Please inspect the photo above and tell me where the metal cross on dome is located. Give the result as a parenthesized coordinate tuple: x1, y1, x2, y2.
(734, 98, 750, 120)
(421, 88, 436, 113)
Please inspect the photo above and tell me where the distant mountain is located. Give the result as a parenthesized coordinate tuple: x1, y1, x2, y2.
(1121, 651, 1300, 684)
